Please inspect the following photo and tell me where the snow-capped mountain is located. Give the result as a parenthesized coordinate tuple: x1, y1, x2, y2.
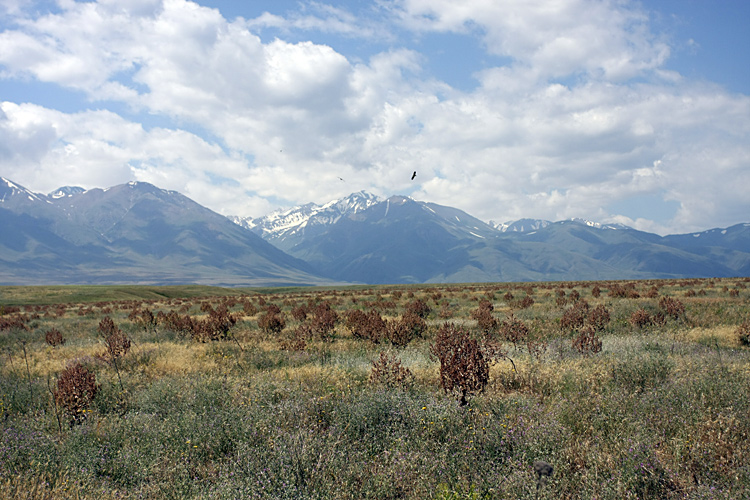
(1, 176, 48, 206)
(231, 191, 381, 252)
(48, 186, 86, 199)
(0, 177, 328, 286)
(491, 218, 552, 233)
(3, 176, 749, 285)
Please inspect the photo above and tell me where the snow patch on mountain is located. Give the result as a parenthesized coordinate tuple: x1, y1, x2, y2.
(49, 186, 86, 199)
(231, 191, 381, 243)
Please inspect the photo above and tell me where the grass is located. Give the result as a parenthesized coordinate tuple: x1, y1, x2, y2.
(0, 278, 748, 498)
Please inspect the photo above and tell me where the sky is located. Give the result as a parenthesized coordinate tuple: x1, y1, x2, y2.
(1, 0, 748, 235)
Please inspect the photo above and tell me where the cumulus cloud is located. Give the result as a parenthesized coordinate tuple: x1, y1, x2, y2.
(0, 0, 748, 234)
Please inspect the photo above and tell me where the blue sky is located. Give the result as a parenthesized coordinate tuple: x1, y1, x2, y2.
(1, 0, 748, 234)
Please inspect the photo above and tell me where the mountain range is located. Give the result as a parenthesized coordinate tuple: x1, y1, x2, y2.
(2, 176, 749, 285)
(0, 177, 326, 286)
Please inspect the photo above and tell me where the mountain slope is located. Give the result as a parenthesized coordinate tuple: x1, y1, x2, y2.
(248, 194, 750, 284)
(232, 191, 381, 252)
(0, 178, 329, 286)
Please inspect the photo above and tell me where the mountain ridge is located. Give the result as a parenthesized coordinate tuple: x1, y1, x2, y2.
(0, 177, 332, 286)
(2, 177, 748, 285)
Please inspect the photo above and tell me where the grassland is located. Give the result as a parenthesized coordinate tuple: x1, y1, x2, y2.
(1, 278, 748, 499)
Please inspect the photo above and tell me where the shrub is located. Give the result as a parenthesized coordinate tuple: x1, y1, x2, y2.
(471, 300, 497, 334)
(629, 308, 653, 329)
(430, 323, 504, 406)
(310, 302, 338, 340)
(345, 309, 386, 343)
(499, 313, 528, 347)
(291, 305, 308, 321)
(369, 352, 413, 389)
(405, 299, 431, 319)
(54, 362, 99, 425)
(587, 304, 611, 331)
(572, 326, 603, 355)
(560, 301, 589, 332)
(98, 316, 131, 359)
(159, 310, 195, 337)
(280, 324, 309, 352)
(258, 311, 286, 335)
(658, 296, 685, 320)
(44, 327, 66, 347)
(737, 321, 750, 346)
(138, 308, 157, 331)
(609, 283, 640, 299)
(385, 312, 426, 347)
(193, 305, 237, 342)
(0, 314, 28, 331)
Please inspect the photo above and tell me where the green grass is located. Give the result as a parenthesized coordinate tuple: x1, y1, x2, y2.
(0, 278, 748, 498)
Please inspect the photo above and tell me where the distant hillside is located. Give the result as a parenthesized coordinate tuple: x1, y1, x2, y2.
(2, 177, 748, 285)
(235, 192, 750, 284)
(0, 177, 331, 286)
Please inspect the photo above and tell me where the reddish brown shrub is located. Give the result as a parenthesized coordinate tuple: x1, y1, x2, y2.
(0, 313, 28, 331)
(370, 352, 413, 389)
(609, 283, 640, 299)
(511, 295, 535, 310)
(438, 302, 454, 319)
(291, 305, 308, 321)
(430, 323, 505, 406)
(405, 299, 431, 319)
(658, 296, 685, 320)
(258, 311, 286, 334)
(499, 314, 529, 347)
(280, 324, 310, 352)
(242, 300, 258, 316)
(572, 326, 603, 355)
(98, 316, 131, 359)
(159, 310, 196, 336)
(345, 309, 386, 343)
(736, 321, 750, 346)
(45, 328, 66, 347)
(193, 305, 237, 342)
(560, 301, 589, 332)
(471, 300, 498, 334)
(310, 302, 339, 340)
(386, 312, 426, 347)
(54, 362, 99, 425)
(587, 304, 611, 331)
(629, 308, 653, 329)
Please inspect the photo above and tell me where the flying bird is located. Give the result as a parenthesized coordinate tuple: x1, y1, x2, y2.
(411, 171, 417, 180)
(338, 177, 345, 182)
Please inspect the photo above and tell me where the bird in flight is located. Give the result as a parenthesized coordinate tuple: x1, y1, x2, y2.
(411, 171, 417, 180)
(338, 177, 345, 182)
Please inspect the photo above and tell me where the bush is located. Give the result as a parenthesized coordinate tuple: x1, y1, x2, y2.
(499, 313, 528, 347)
(98, 316, 131, 359)
(44, 327, 66, 347)
(629, 308, 653, 329)
(471, 300, 497, 334)
(659, 296, 685, 320)
(572, 326, 602, 355)
(430, 323, 504, 406)
(258, 311, 286, 335)
(54, 362, 99, 425)
(345, 309, 386, 343)
(370, 352, 414, 389)
(310, 302, 338, 340)
(587, 304, 610, 331)
(405, 299, 431, 319)
(385, 312, 426, 348)
(560, 301, 589, 332)
(737, 321, 750, 346)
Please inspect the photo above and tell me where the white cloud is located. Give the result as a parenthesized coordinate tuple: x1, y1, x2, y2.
(0, 0, 748, 235)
